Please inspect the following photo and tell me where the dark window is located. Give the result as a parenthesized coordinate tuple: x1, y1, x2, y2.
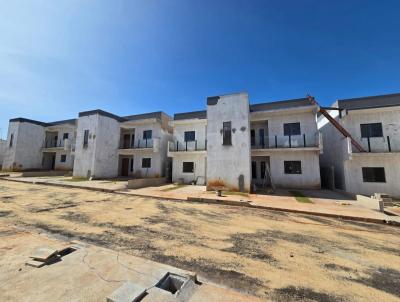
(360, 123, 383, 138)
(250, 130, 255, 146)
(182, 162, 194, 173)
(259, 129, 265, 147)
(60, 154, 67, 162)
(143, 130, 152, 140)
(184, 131, 196, 142)
(63, 133, 69, 140)
(251, 161, 257, 179)
(9, 134, 14, 147)
(142, 158, 151, 168)
(130, 134, 135, 148)
(83, 130, 89, 147)
(284, 123, 301, 136)
(260, 161, 266, 179)
(130, 158, 134, 172)
(223, 121, 232, 145)
(284, 161, 302, 174)
(362, 167, 386, 182)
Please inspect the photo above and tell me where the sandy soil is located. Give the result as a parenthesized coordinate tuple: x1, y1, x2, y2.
(0, 179, 399, 301)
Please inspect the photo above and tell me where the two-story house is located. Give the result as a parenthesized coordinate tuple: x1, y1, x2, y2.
(2, 118, 77, 171)
(319, 93, 400, 198)
(72, 110, 172, 179)
(168, 92, 322, 192)
(168, 110, 207, 185)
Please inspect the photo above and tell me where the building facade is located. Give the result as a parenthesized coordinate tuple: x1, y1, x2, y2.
(72, 110, 172, 179)
(318, 93, 400, 198)
(2, 118, 77, 171)
(169, 92, 322, 192)
(0, 139, 6, 170)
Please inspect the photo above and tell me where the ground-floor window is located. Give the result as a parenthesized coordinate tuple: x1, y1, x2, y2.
(130, 158, 134, 172)
(60, 154, 67, 162)
(362, 167, 386, 183)
(183, 162, 194, 173)
(284, 161, 302, 174)
(142, 158, 151, 168)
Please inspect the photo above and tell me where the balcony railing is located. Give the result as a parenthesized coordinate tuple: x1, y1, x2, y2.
(251, 134, 319, 149)
(43, 138, 64, 148)
(169, 140, 207, 152)
(43, 138, 75, 150)
(120, 138, 153, 149)
(351, 135, 400, 153)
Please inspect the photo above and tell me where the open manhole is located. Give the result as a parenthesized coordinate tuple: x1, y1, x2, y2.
(155, 272, 188, 295)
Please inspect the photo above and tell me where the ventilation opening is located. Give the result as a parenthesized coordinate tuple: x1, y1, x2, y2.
(155, 273, 187, 294)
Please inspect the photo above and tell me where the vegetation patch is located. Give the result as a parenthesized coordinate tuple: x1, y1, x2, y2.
(272, 286, 345, 302)
(289, 191, 313, 203)
(352, 267, 400, 297)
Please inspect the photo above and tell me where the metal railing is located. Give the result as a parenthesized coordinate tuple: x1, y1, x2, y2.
(169, 140, 207, 152)
(43, 138, 64, 148)
(251, 134, 319, 149)
(351, 135, 400, 153)
(119, 138, 154, 149)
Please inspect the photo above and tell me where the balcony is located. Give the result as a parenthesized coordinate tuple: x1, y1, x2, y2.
(251, 133, 321, 150)
(42, 138, 75, 151)
(118, 138, 160, 155)
(349, 135, 400, 154)
(168, 140, 207, 153)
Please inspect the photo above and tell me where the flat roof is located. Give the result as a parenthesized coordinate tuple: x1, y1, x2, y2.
(337, 92, 400, 110)
(250, 98, 313, 112)
(9, 117, 77, 127)
(174, 110, 207, 121)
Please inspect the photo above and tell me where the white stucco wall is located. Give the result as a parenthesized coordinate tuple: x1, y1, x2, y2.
(342, 106, 400, 152)
(206, 92, 251, 192)
(2, 122, 45, 171)
(268, 151, 321, 189)
(73, 114, 120, 178)
(172, 153, 206, 185)
(344, 154, 400, 198)
(319, 106, 400, 197)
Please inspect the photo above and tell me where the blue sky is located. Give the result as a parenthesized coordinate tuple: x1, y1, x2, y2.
(1, 0, 400, 138)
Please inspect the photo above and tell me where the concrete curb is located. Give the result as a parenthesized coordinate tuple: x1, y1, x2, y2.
(1, 177, 399, 227)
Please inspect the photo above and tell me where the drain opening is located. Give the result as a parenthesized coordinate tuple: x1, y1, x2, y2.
(155, 273, 187, 294)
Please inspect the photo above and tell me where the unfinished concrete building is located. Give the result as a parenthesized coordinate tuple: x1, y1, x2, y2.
(1, 118, 77, 172)
(319, 93, 400, 198)
(73, 110, 172, 179)
(169, 92, 322, 192)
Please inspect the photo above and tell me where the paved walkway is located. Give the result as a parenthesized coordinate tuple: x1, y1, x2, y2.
(2, 175, 399, 225)
(0, 225, 263, 302)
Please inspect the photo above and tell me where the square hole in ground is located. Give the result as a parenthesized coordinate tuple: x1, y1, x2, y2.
(155, 273, 188, 294)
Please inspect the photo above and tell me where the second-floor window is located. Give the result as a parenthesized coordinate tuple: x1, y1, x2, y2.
(250, 130, 255, 146)
(284, 122, 301, 136)
(83, 130, 89, 147)
(9, 134, 14, 147)
(184, 131, 195, 142)
(63, 133, 69, 140)
(360, 123, 383, 138)
(223, 121, 232, 145)
(143, 130, 152, 140)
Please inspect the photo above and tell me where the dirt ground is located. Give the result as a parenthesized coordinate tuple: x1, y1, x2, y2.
(0, 180, 399, 302)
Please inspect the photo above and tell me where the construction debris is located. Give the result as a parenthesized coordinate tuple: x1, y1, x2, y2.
(25, 246, 76, 268)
